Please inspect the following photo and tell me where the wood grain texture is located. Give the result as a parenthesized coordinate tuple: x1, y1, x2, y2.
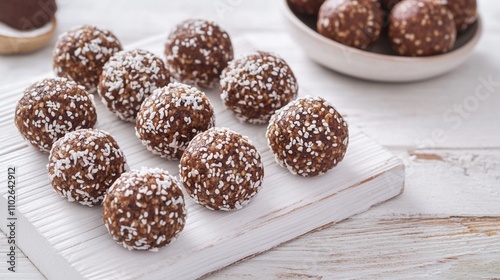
(359, 149, 500, 217)
(204, 150, 500, 279)
(0, 37, 403, 279)
(244, 31, 500, 149)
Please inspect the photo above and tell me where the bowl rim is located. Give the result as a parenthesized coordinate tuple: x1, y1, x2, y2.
(280, 0, 483, 62)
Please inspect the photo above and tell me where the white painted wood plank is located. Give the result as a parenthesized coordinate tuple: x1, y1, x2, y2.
(0, 0, 283, 88)
(0, 36, 403, 279)
(358, 149, 500, 218)
(0, 232, 45, 279)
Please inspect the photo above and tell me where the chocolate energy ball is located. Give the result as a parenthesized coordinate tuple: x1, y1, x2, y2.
(446, 0, 477, 31)
(179, 127, 264, 211)
(165, 19, 234, 88)
(220, 51, 299, 124)
(103, 168, 187, 251)
(389, 0, 456, 56)
(267, 96, 349, 177)
(47, 129, 127, 207)
(53, 25, 123, 91)
(98, 49, 172, 122)
(287, 0, 326, 16)
(0, 0, 57, 30)
(317, 0, 384, 50)
(135, 82, 215, 160)
(14, 78, 97, 152)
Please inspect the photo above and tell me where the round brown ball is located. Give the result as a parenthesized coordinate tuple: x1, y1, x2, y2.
(267, 96, 349, 177)
(165, 19, 234, 88)
(98, 49, 172, 122)
(135, 82, 215, 160)
(389, 0, 456, 56)
(317, 0, 384, 50)
(14, 78, 97, 152)
(446, 0, 477, 32)
(179, 127, 264, 211)
(103, 168, 187, 251)
(47, 129, 127, 207)
(220, 51, 299, 124)
(53, 25, 123, 91)
(288, 0, 326, 16)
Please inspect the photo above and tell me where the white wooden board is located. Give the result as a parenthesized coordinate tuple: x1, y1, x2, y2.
(0, 35, 404, 280)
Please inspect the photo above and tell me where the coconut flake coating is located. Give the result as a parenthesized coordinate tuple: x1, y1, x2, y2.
(103, 168, 186, 251)
(287, 0, 326, 16)
(14, 78, 97, 152)
(47, 129, 127, 207)
(98, 49, 172, 122)
(380, 0, 403, 11)
(53, 25, 123, 91)
(220, 51, 298, 124)
(135, 82, 215, 160)
(317, 0, 384, 50)
(267, 96, 348, 177)
(389, 0, 456, 56)
(165, 19, 234, 88)
(179, 127, 264, 211)
(446, 0, 477, 32)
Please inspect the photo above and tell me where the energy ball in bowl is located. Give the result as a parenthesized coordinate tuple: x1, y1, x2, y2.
(267, 96, 349, 177)
(446, 0, 477, 32)
(14, 78, 97, 152)
(53, 25, 123, 91)
(47, 129, 127, 207)
(317, 0, 384, 50)
(135, 82, 215, 160)
(287, 0, 326, 16)
(165, 19, 234, 88)
(0, 0, 57, 31)
(98, 49, 172, 122)
(179, 127, 264, 211)
(103, 168, 187, 251)
(220, 51, 299, 124)
(389, 0, 456, 56)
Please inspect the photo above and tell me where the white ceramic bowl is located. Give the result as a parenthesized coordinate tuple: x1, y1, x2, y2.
(280, 0, 483, 82)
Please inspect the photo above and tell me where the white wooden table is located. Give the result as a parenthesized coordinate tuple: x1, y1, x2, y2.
(1, 0, 499, 279)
